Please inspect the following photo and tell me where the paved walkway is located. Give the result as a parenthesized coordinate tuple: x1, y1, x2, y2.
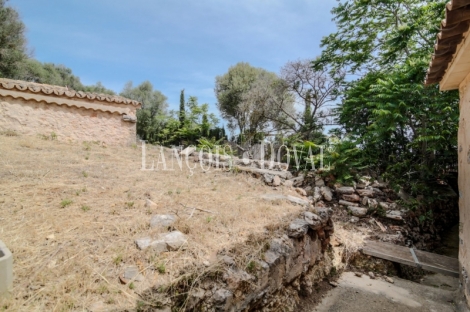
(313, 272, 460, 312)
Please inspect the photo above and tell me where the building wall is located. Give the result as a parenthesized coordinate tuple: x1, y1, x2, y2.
(0, 97, 137, 145)
(459, 73, 470, 306)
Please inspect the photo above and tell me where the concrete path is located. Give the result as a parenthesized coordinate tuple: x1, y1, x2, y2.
(313, 272, 459, 312)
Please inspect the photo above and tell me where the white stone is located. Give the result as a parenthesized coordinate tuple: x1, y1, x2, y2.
(150, 214, 177, 228)
(348, 206, 368, 217)
(135, 237, 152, 250)
(320, 186, 333, 202)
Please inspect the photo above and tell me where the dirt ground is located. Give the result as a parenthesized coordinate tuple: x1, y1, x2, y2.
(312, 272, 460, 312)
(0, 134, 308, 311)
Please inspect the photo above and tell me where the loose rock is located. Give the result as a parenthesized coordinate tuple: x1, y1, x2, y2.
(123, 265, 145, 282)
(368, 272, 375, 279)
(320, 186, 333, 202)
(150, 214, 177, 228)
(356, 189, 374, 197)
(272, 175, 281, 187)
(287, 219, 309, 238)
(283, 180, 294, 187)
(336, 186, 356, 194)
(295, 188, 307, 197)
(342, 194, 361, 202)
(339, 199, 358, 207)
(348, 206, 368, 217)
(163, 231, 188, 251)
(135, 237, 152, 250)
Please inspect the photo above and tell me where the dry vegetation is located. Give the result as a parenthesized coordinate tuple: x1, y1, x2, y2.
(0, 134, 308, 311)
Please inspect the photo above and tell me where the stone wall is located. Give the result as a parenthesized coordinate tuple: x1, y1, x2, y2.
(0, 97, 137, 145)
(140, 208, 343, 311)
(459, 73, 470, 307)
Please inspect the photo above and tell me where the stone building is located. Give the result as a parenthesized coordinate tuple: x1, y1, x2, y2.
(0, 78, 141, 145)
(425, 0, 470, 307)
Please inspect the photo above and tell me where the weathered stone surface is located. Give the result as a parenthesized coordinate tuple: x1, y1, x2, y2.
(368, 198, 378, 209)
(379, 202, 390, 210)
(272, 175, 281, 187)
(350, 216, 360, 223)
(320, 186, 333, 202)
(235, 166, 293, 180)
(123, 265, 145, 282)
(356, 189, 374, 197)
(285, 195, 310, 206)
(295, 187, 307, 197)
(315, 177, 325, 187)
(163, 231, 188, 250)
(180, 146, 196, 156)
(135, 237, 152, 250)
(150, 214, 177, 228)
(313, 187, 322, 202)
(372, 188, 384, 196)
(362, 196, 369, 206)
(287, 219, 309, 238)
(304, 212, 322, 230)
(263, 173, 274, 184)
(336, 186, 356, 194)
(348, 206, 368, 217)
(291, 174, 305, 186)
(150, 239, 168, 253)
(339, 199, 358, 207)
(385, 210, 404, 221)
(314, 207, 333, 224)
(213, 288, 233, 304)
(342, 194, 361, 202)
(371, 181, 388, 189)
(283, 180, 294, 187)
(261, 194, 310, 206)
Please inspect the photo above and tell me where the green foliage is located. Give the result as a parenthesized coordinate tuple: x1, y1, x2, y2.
(179, 89, 185, 126)
(0, 0, 27, 78)
(18, 59, 116, 94)
(60, 199, 73, 208)
(215, 62, 294, 139)
(313, 0, 458, 194)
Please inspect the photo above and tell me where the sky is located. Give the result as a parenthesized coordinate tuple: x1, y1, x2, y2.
(9, 0, 338, 121)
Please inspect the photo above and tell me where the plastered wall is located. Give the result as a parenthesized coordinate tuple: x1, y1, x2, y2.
(0, 97, 136, 145)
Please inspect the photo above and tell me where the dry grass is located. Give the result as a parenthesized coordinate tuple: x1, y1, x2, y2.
(0, 135, 305, 311)
(334, 222, 368, 265)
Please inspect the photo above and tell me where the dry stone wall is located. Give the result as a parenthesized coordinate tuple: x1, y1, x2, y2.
(141, 208, 343, 312)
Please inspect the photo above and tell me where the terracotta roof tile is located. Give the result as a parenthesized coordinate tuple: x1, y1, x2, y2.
(425, 0, 470, 85)
(0, 78, 141, 106)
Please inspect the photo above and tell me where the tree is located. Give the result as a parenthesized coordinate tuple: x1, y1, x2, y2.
(215, 62, 294, 140)
(179, 89, 185, 127)
(314, 0, 459, 193)
(120, 81, 168, 117)
(0, 0, 27, 78)
(19, 59, 116, 94)
(120, 81, 168, 142)
(279, 59, 344, 140)
(313, 0, 444, 74)
(215, 62, 259, 134)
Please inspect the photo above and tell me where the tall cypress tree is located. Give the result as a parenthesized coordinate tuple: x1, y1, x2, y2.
(179, 89, 185, 127)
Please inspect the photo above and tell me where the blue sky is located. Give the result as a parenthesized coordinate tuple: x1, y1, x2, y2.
(10, 0, 338, 120)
